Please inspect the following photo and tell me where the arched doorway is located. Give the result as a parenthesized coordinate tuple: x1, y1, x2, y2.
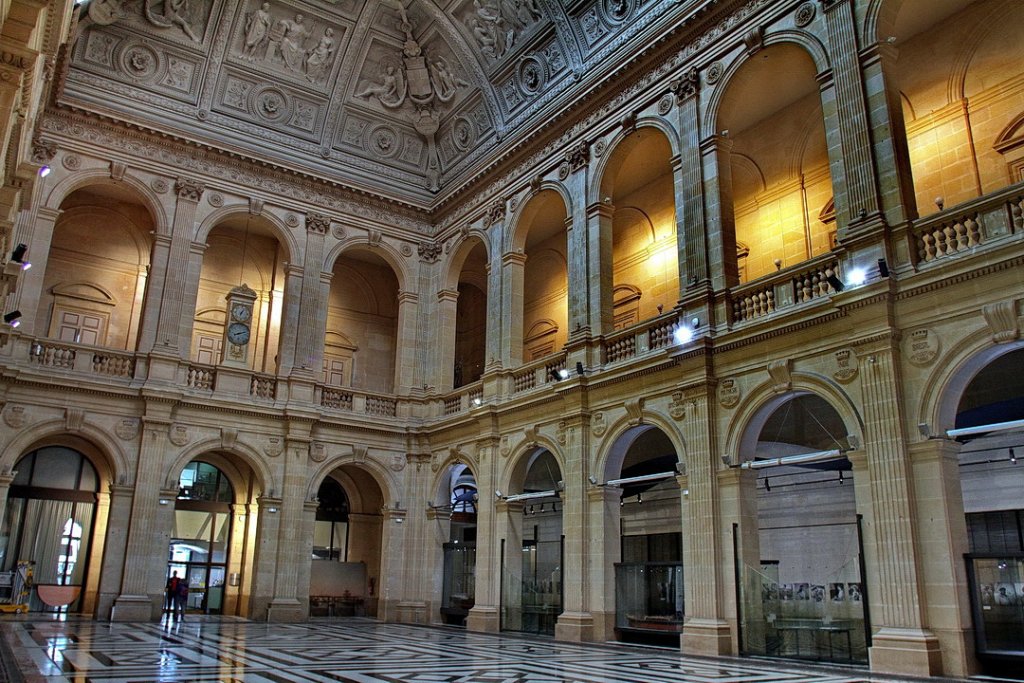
(500, 448, 563, 635)
(167, 461, 234, 615)
(603, 426, 683, 645)
(2, 447, 99, 613)
(437, 463, 477, 625)
(453, 240, 488, 389)
(735, 394, 868, 664)
(951, 347, 1024, 675)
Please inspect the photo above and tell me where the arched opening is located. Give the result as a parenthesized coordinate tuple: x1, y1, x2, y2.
(735, 394, 867, 664)
(604, 425, 683, 645)
(168, 460, 237, 616)
(951, 347, 1024, 675)
(326, 249, 400, 394)
(500, 448, 563, 635)
(718, 44, 835, 282)
(2, 447, 100, 614)
(37, 185, 154, 350)
(453, 240, 488, 388)
(516, 191, 568, 363)
(886, 0, 1024, 216)
(600, 129, 679, 332)
(193, 215, 288, 374)
(309, 465, 384, 617)
(433, 463, 477, 625)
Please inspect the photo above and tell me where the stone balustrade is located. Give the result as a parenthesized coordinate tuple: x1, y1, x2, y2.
(730, 254, 841, 324)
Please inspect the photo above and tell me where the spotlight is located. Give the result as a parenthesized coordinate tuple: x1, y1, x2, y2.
(620, 497, 624, 507)
(1011, 448, 1017, 464)
(10, 244, 31, 269)
(472, 397, 482, 406)
(636, 493, 643, 504)
(588, 475, 598, 485)
(576, 362, 585, 377)
(3, 311, 21, 328)
(557, 368, 570, 380)
(764, 477, 771, 492)
(494, 490, 503, 499)
(674, 325, 693, 345)
(847, 268, 867, 286)
(538, 503, 545, 513)
(877, 258, 890, 278)
(825, 274, 844, 292)
(839, 471, 845, 485)
(38, 165, 51, 178)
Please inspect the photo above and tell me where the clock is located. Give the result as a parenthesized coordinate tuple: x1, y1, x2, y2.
(227, 322, 251, 345)
(231, 303, 251, 323)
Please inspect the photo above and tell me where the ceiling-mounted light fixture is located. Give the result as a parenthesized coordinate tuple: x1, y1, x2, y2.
(3, 311, 22, 328)
(826, 274, 845, 292)
(10, 244, 30, 270)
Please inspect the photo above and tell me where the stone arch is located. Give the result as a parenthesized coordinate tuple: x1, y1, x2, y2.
(41, 167, 170, 236)
(703, 35, 829, 135)
(324, 237, 412, 295)
(590, 121, 681, 206)
(506, 184, 572, 254)
(163, 438, 272, 499)
(56, 205, 153, 265)
(593, 410, 687, 483)
(306, 454, 400, 506)
(498, 436, 566, 496)
(724, 372, 864, 461)
(442, 231, 491, 292)
(195, 205, 298, 268)
(430, 453, 480, 495)
(0, 421, 129, 490)
(865, 0, 903, 46)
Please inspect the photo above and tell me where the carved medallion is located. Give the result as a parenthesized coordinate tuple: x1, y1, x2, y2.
(115, 418, 140, 441)
(669, 391, 687, 419)
(168, 424, 190, 447)
(390, 454, 406, 472)
(367, 124, 401, 159)
(604, 0, 634, 22)
(62, 154, 81, 171)
(251, 86, 291, 122)
(120, 44, 160, 80)
(832, 349, 859, 383)
(904, 328, 940, 367)
(657, 94, 674, 115)
(2, 405, 26, 429)
(207, 192, 224, 207)
(452, 117, 476, 152)
(592, 411, 607, 437)
(518, 56, 546, 95)
(331, 224, 345, 239)
(593, 140, 607, 158)
(310, 442, 327, 462)
(558, 160, 570, 180)
(151, 178, 170, 194)
(264, 436, 284, 458)
(718, 379, 741, 408)
(401, 244, 413, 257)
(706, 61, 724, 85)
(285, 214, 300, 228)
(795, 2, 816, 27)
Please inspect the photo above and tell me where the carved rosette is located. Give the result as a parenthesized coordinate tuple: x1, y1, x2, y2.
(175, 178, 205, 202)
(593, 140, 607, 157)
(207, 192, 224, 207)
(832, 349, 859, 383)
(705, 61, 723, 85)
(168, 424, 190, 447)
(62, 154, 81, 171)
(306, 212, 331, 235)
(904, 328, 940, 367)
(795, 2, 816, 26)
(418, 241, 442, 262)
(518, 56, 547, 96)
(120, 43, 161, 80)
(717, 379, 742, 409)
(452, 117, 477, 152)
(115, 418, 140, 441)
(657, 94, 674, 115)
(151, 178, 170, 194)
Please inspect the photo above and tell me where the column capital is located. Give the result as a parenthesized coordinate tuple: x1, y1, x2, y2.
(671, 66, 699, 103)
(502, 250, 527, 267)
(174, 178, 205, 202)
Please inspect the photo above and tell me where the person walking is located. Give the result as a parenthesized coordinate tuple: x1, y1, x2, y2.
(174, 577, 189, 620)
(164, 572, 180, 615)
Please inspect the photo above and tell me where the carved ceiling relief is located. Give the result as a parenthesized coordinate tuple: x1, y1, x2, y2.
(461, 0, 544, 63)
(89, 0, 213, 44)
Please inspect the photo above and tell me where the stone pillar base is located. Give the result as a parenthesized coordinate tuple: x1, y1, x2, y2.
(681, 618, 733, 656)
(396, 601, 428, 624)
(266, 599, 305, 622)
(590, 610, 616, 643)
(110, 595, 158, 622)
(467, 605, 499, 632)
(869, 628, 944, 677)
(555, 611, 595, 642)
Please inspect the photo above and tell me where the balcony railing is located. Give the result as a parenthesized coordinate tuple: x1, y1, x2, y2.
(441, 381, 484, 416)
(91, 350, 135, 378)
(909, 183, 1023, 267)
(29, 341, 76, 369)
(251, 373, 277, 400)
(186, 363, 216, 390)
(730, 254, 841, 324)
(602, 312, 680, 365)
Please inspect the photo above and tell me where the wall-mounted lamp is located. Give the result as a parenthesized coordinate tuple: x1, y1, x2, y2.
(394, 517, 404, 524)
(674, 324, 694, 345)
(267, 506, 279, 514)
(825, 274, 845, 292)
(3, 311, 22, 328)
(38, 165, 51, 178)
(636, 493, 643, 504)
(764, 477, 771, 492)
(838, 471, 845, 485)
(472, 397, 482, 406)
(551, 368, 570, 381)
(158, 498, 170, 506)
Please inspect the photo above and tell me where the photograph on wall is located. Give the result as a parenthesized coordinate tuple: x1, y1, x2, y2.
(780, 584, 794, 601)
(847, 582, 862, 602)
(794, 583, 810, 601)
(811, 584, 825, 602)
(994, 583, 1017, 605)
(980, 583, 995, 605)
(829, 582, 845, 602)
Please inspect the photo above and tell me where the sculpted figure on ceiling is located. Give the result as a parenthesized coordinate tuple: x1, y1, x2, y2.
(242, 3, 273, 60)
(144, 0, 203, 42)
(467, 0, 542, 60)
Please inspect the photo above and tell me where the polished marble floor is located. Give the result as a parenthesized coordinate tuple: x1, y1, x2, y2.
(0, 617, 960, 683)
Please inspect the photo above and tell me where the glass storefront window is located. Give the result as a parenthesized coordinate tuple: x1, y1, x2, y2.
(968, 556, 1024, 655)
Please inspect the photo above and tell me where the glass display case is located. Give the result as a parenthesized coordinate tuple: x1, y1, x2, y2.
(967, 555, 1024, 657)
(441, 542, 476, 626)
(614, 563, 684, 635)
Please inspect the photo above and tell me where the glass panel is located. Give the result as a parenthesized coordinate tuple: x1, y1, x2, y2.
(1, 498, 25, 571)
(30, 449, 79, 490)
(615, 563, 684, 633)
(207, 566, 226, 614)
(187, 565, 207, 612)
(971, 557, 1024, 655)
(211, 512, 230, 563)
(171, 510, 213, 563)
(502, 539, 561, 635)
(441, 543, 476, 625)
(738, 523, 868, 664)
(312, 520, 333, 560)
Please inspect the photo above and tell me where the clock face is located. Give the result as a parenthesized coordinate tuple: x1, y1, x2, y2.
(227, 322, 251, 345)
(231, 303, 251, 322)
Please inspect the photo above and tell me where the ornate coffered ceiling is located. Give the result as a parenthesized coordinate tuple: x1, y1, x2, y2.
(63, 0, 700, 208)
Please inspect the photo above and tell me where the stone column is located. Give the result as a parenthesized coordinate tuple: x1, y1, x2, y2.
(394, 291, 420, 394)
(584, 202, 614, 337)
(467, 448, 499, 632)
(173, 241, 207, 361)
(556, 416, 594, 642)
(273, 264, 303, 377)
(679, 384, 732, 655)
(819, 0, 884, 238)
(265, 434, 312, 622)
(294, 499, 318, 618)
(80, 490, 111, 615)
(484, 248, 503, 373)
(700, 136, 739, 291)
(135, 234, 170, 354)
(435, 288, 459, 391)
(718, 465, 761, 653)
(857, 346, 942, 675)
(11, 206, 60, 336)
(377, 507, 408, 622)
(111, 419, 176, 621)
(672, 68, 709, 291)
(587, 484, 621, 641)
(151, 179, 205, 356)
(248, 496, 281, 619)
(426, 507, 452, 624)
(94, 484, 133, 619)
(909, 437, 975, 677)
(500, 251, 527, 367)
(562, 144, 591, 341)
(287, 213, 328, 377)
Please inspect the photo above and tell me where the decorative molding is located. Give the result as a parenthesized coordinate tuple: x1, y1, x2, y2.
(483, 201, 506, 228)
(671, 67, 699, 101)
(3, 405, 27, 429)
(221, 427, 237, 450)
(418, 241, 441, 262)
(31, 139, 57, 165)
(306, 212, 331, 235)
(591, 411, 607, 437)
(717, 378, 741, 408)
(767, 359, 792, 393)
(114, 418, 140, 440)
(168, 423, 190, 447)
(982, 300, 1019, 343)
(903, 328, 940, 367)
(565, 141, 590, 173)
(310, 441, 327, 462)
(65, 408, 86, 432)
(109, 160, 127, 181)
(264, 436, 284, 457)
(175, 177, 205, 201)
